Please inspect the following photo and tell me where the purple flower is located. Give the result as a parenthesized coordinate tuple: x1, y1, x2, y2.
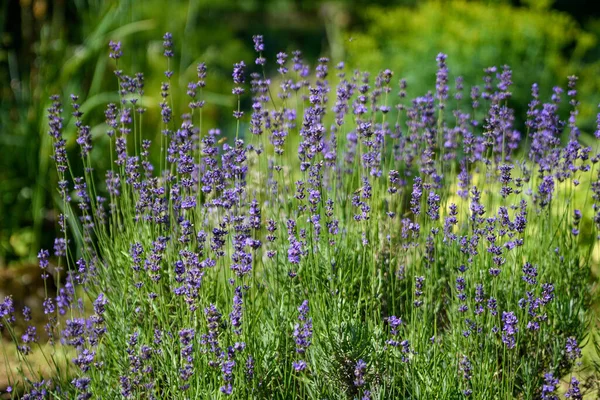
(435, 53, 449, 108)
(203, 304, 222, 364)
(56, 277, 75, 315)
(179, 328, 196, 387)
(459, 355, 472, 381)
(443, 203, 458, 242)
(427, 190, 440, 221)
(73, 348, 95, 373)
(522, 262, 538, 285)
(230, 286, 243, 335)
(71, 96, 92, 156)
(93, 293, 107, 315)
(43, 298, 55, 315)
(249, 198, 261, 229)
(130, 243, 143, 270)
(541, 372, 559, 400)
(537, 175, 555, 208)
(288, 237, 302, 265)
(253, 35, 266, 65)
(72, 376, 91, 397)
(37, 249, 50, 269)
(595, 104, 600, 139)
(163, 32, 174, 58)
(388, 316, 402, 336)
(21, 325, 38, 345)
(220, 358, 235, 394)
(22, 380, 51, 399)
(414, 276, 425, 308)
(292, 360, 307, 372)
(456, 277, 468, 312)
(220, 383, 233, 395)
(246, 355, 255, 379)
(63, 318, 86, 348)
(501, 312, 518, 349)
(410, 177, 423, 215)
(386, 315, 405, 348)
(565, 337, 582, 361)
(499, 164, 514, 197)
(109, 40, 122, 59)
(277, 52, 288, 75)
(196, 63, 207, 91)
(354, 359, 367, 387)
(565, 377, 582, 399)
(22, 306, 32, 322)
(232, 61, 246, 86)
(541, 283, 555, 305)
(293, 300, 312, 370)
(54, 237, 68, 257)
(253, 34, 264, 52)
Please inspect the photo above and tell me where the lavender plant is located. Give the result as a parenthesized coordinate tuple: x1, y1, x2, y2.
(1, 33, 598, 399)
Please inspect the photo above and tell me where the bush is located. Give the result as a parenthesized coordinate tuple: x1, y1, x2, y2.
(0, 33, 598, 399)
(346, 1, 600, 129)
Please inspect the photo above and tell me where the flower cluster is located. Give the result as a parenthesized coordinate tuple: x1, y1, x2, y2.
(1, 32, 595, 399)
(292, 300, 312, 372)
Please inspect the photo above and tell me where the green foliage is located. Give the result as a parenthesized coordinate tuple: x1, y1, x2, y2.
(2, 3, 600, 395)
(0, 0, 333, 265)
(2, 32, 598, 397)
(347, 1, 600, 126)
(0, 0, 152, 264)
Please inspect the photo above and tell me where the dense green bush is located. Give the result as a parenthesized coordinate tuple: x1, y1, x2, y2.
(1, 31, 599, 398)
(347, 1, 600, 129)
(0, 0, 328, 265)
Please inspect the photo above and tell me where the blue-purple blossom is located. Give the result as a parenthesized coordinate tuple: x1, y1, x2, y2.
(459, 355, 472, 382)
(522, 262, 538, 285)
(292, 360, 307, 372)
(233, 61, 246, 86)
(11, 33, 598, 399)
(427, 190, 440, 221)
(565, 377, 582, 399)
(541, 372, 559, 400)
(354, 359, 367, 387)
(163, 32, 174, 58)
(410, 177, 423, 215)
(436, 53, 449, 108)
(414, 276, 425, 307)
(537, 175, 555, 208)
(501, 311, 518, 349)
(109, 41, 122, 59)
(292, 300, 312, 372)
(230, 286, 243, 335)
(253, 35, 266, 65)
(565, 337, 582, 361)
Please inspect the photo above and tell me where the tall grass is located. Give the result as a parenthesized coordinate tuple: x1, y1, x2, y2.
(1, 34, 598, 399)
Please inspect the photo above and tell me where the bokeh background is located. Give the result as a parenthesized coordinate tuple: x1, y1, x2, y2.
(2, 0, 600, 270)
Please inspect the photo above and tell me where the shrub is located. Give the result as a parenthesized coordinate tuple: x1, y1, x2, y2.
(346, 1, 600, 128)
(0, 33, 598, 399)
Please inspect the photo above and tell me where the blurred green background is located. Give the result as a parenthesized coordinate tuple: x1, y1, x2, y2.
(2, 0, 600, 269)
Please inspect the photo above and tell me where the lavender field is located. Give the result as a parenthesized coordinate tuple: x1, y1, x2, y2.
(2, 25, 600, 399)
